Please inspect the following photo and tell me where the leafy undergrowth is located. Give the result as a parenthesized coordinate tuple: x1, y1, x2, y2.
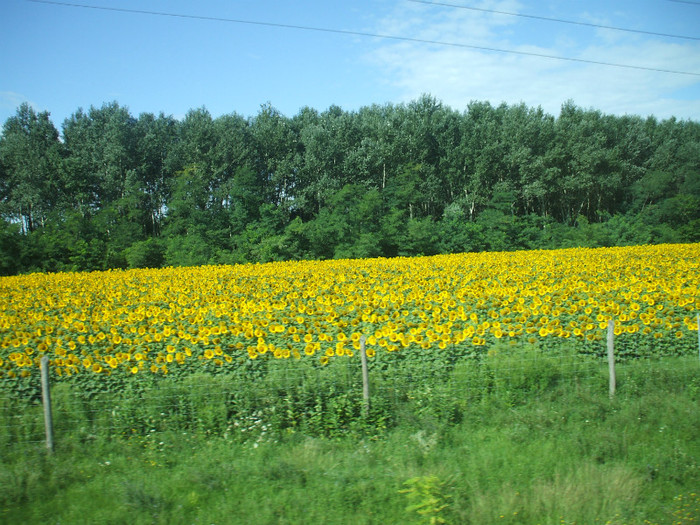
(1, 357, 698, 524)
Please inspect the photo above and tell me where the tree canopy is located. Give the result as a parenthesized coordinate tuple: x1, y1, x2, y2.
(1, 96, 698, 274)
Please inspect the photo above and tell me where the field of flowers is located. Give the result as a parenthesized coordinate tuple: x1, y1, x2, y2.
(0, 244, 698, 389)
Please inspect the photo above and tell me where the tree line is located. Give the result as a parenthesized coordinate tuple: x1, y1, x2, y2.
(0, 95, 698, 275)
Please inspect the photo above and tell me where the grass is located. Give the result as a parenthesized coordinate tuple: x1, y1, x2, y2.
(1, 354, 698, 524)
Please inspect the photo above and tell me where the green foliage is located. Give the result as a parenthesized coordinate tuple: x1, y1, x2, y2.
(1, 355, 698, 524)
(477, 342, 574, 405)
(0, 219, 21, 275)
(164, 233, 212, 267)
(0, 103, 63, 235)
(124, 238, 165, 269)
(400, 475, 453, 524)
(2, 97, 700, 273)
(667, 492, 700, 524)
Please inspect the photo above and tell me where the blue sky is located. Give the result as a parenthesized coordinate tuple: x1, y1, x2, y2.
(2, 0, 699, 132)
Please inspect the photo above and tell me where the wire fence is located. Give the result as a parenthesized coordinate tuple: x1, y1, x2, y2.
(1, 327, 699, 451)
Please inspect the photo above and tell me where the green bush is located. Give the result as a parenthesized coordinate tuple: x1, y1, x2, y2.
(124, 238, 165, 269)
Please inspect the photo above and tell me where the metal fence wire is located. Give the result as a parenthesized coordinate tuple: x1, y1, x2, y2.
(1, 328, 698, 450)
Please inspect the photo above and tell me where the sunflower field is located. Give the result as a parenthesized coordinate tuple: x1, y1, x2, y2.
(1, 243, 698, 394)
(2, 244, 700, 524)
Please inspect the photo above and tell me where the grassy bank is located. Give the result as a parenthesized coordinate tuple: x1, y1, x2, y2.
(1, 356, 699, 524)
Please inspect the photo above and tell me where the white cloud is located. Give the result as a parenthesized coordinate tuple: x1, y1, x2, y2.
(366, 1, 700, 120)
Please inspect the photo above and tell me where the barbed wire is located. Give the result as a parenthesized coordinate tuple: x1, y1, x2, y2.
(1, 346, 692, 449)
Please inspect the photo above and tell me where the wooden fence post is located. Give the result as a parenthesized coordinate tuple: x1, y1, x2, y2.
(40, 355, 54, 453)
(607, 320, 616, 399)
(360, 336, 370, 416)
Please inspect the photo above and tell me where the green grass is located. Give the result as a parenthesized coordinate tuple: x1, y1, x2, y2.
(1, 355, 698, 524)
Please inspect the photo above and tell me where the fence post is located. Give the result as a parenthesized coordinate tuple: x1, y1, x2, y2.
(40, 355, 55, 453)
(607, 320, 616, 398)
(360, 336, 370, 416)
